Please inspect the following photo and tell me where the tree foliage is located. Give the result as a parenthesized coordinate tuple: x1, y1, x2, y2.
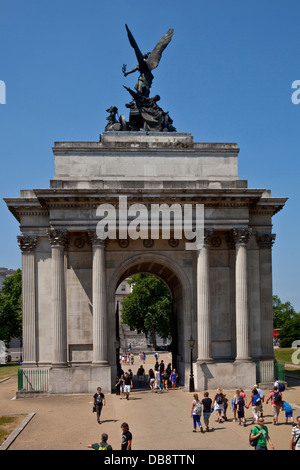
(273, 295, 300, 347)
(0, 269, 22, 345)
(121, 274, 172, 348)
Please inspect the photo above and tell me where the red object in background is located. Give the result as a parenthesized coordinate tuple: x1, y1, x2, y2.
(273, 328, 280, 339)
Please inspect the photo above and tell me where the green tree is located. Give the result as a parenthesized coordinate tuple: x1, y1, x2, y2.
(273, 295, 300, 347)
(121, 274, 172, 350)
(0, 269, 22, 346)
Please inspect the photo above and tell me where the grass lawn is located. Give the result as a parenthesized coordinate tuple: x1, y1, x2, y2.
(274, 348, 300, 378)
(0, 415, 26, 446)
(274, 347, 300, 364)
(0, 362, 20, 381)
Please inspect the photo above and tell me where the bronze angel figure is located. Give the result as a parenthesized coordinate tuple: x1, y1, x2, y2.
(123, 24, 174, 97)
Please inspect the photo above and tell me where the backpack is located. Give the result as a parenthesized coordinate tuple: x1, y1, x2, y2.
(193, 400, 202, 414)
(249, 427, 260, 447)
(253, 394, 261, 406)
(98, 443, 109, 450)
(277, 382, 285, 392)
(273, 391, 281, 403)
(216, 394, 223, 405)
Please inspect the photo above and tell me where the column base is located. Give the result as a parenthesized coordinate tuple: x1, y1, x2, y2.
(234, 357, 252, 363)
(196, 358, 214, 364)
(51, 362, 68, 368)
(92, 361, 109, 366)
(21, 362, 38, 368)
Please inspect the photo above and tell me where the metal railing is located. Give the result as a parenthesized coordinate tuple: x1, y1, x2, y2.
(256, 360, 285, 384)
(18, 368, 49, 392)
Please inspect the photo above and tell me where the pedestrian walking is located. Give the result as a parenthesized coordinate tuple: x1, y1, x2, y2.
(137, 365, 145, 387)
(87, 432, 112, 450)
(154, 368, 162, 392)
(170, 368, 178, 389)
(266, 386, 283, 425)
(246, 387, 261, 424)
(201, 392, 212, 432)
(121, 422, 132, 450)
(282, 400, 294, 424)
(116, 373, 125, 399)
(253, 384, 265, 417)
(93, 387, 106, 424)
(148, 368, 155, 391)
(162, 369, 169, 390)
(236, 393, 246, 427)
(213, 387, 225, 423)
(232, 389, 241, 422)
(222, 394, 228, 421)
(123, 372, 133, 400)
(250, 417, 275, 450)
(291, 415, 300, 450)
(191, 393, 204, 433)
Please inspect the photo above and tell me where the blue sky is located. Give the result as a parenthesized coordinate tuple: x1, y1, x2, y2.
(0, 0, 299, 310)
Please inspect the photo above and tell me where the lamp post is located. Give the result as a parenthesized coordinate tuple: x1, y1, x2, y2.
(188, 336, 195, 392)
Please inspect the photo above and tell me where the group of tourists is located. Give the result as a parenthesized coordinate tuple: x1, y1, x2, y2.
(89, 361, 300, 451)
(149, 359, 178, 392)
(189, 376, 300, 450)
(115, 354, 179, 399)
(120, 351, 134, 365)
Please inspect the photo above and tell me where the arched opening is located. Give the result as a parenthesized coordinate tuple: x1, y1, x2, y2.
(107, 253, 193, 390)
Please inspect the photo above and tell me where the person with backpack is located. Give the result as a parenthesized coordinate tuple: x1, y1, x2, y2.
(87, 433, 112, 450)
(191, 393, 204, 433)
(266, 386, 283, 425)
(253, 384, 265, 417)
(250, 417, 275, 450)
(246, 387, 262, 424)
(213, 387, 225, 423)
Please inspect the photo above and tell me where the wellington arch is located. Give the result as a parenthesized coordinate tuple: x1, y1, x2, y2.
(4, 131, 287, 394)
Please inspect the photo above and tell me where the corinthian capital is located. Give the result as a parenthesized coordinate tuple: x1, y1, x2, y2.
(47, 228, 69, 247)
(255, 232, 276, 249)
(17, 235, 38, 252)
(232, 228, 252, 245)
(87, 229, 106, 248)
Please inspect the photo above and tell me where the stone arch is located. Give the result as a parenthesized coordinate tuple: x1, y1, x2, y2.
(107, 252, 193, 387)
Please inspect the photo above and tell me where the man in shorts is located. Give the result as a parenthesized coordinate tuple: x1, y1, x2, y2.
(123, 372, 133, 400)
(266, 387, 282, 425)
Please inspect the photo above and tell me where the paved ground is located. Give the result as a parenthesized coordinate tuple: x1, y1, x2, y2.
(1, 352, 299, 451)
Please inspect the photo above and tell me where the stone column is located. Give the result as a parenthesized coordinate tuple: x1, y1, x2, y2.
(256, 232, 276, 359)
(88, 231, 108, 365)
(233, 228, 252, 362)
(197, 230, 213, 363)
(17, 235, 38, 366)
(47, 229, 69, 367)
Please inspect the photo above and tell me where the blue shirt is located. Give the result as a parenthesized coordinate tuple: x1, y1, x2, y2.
(282, 402, 292, 413)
